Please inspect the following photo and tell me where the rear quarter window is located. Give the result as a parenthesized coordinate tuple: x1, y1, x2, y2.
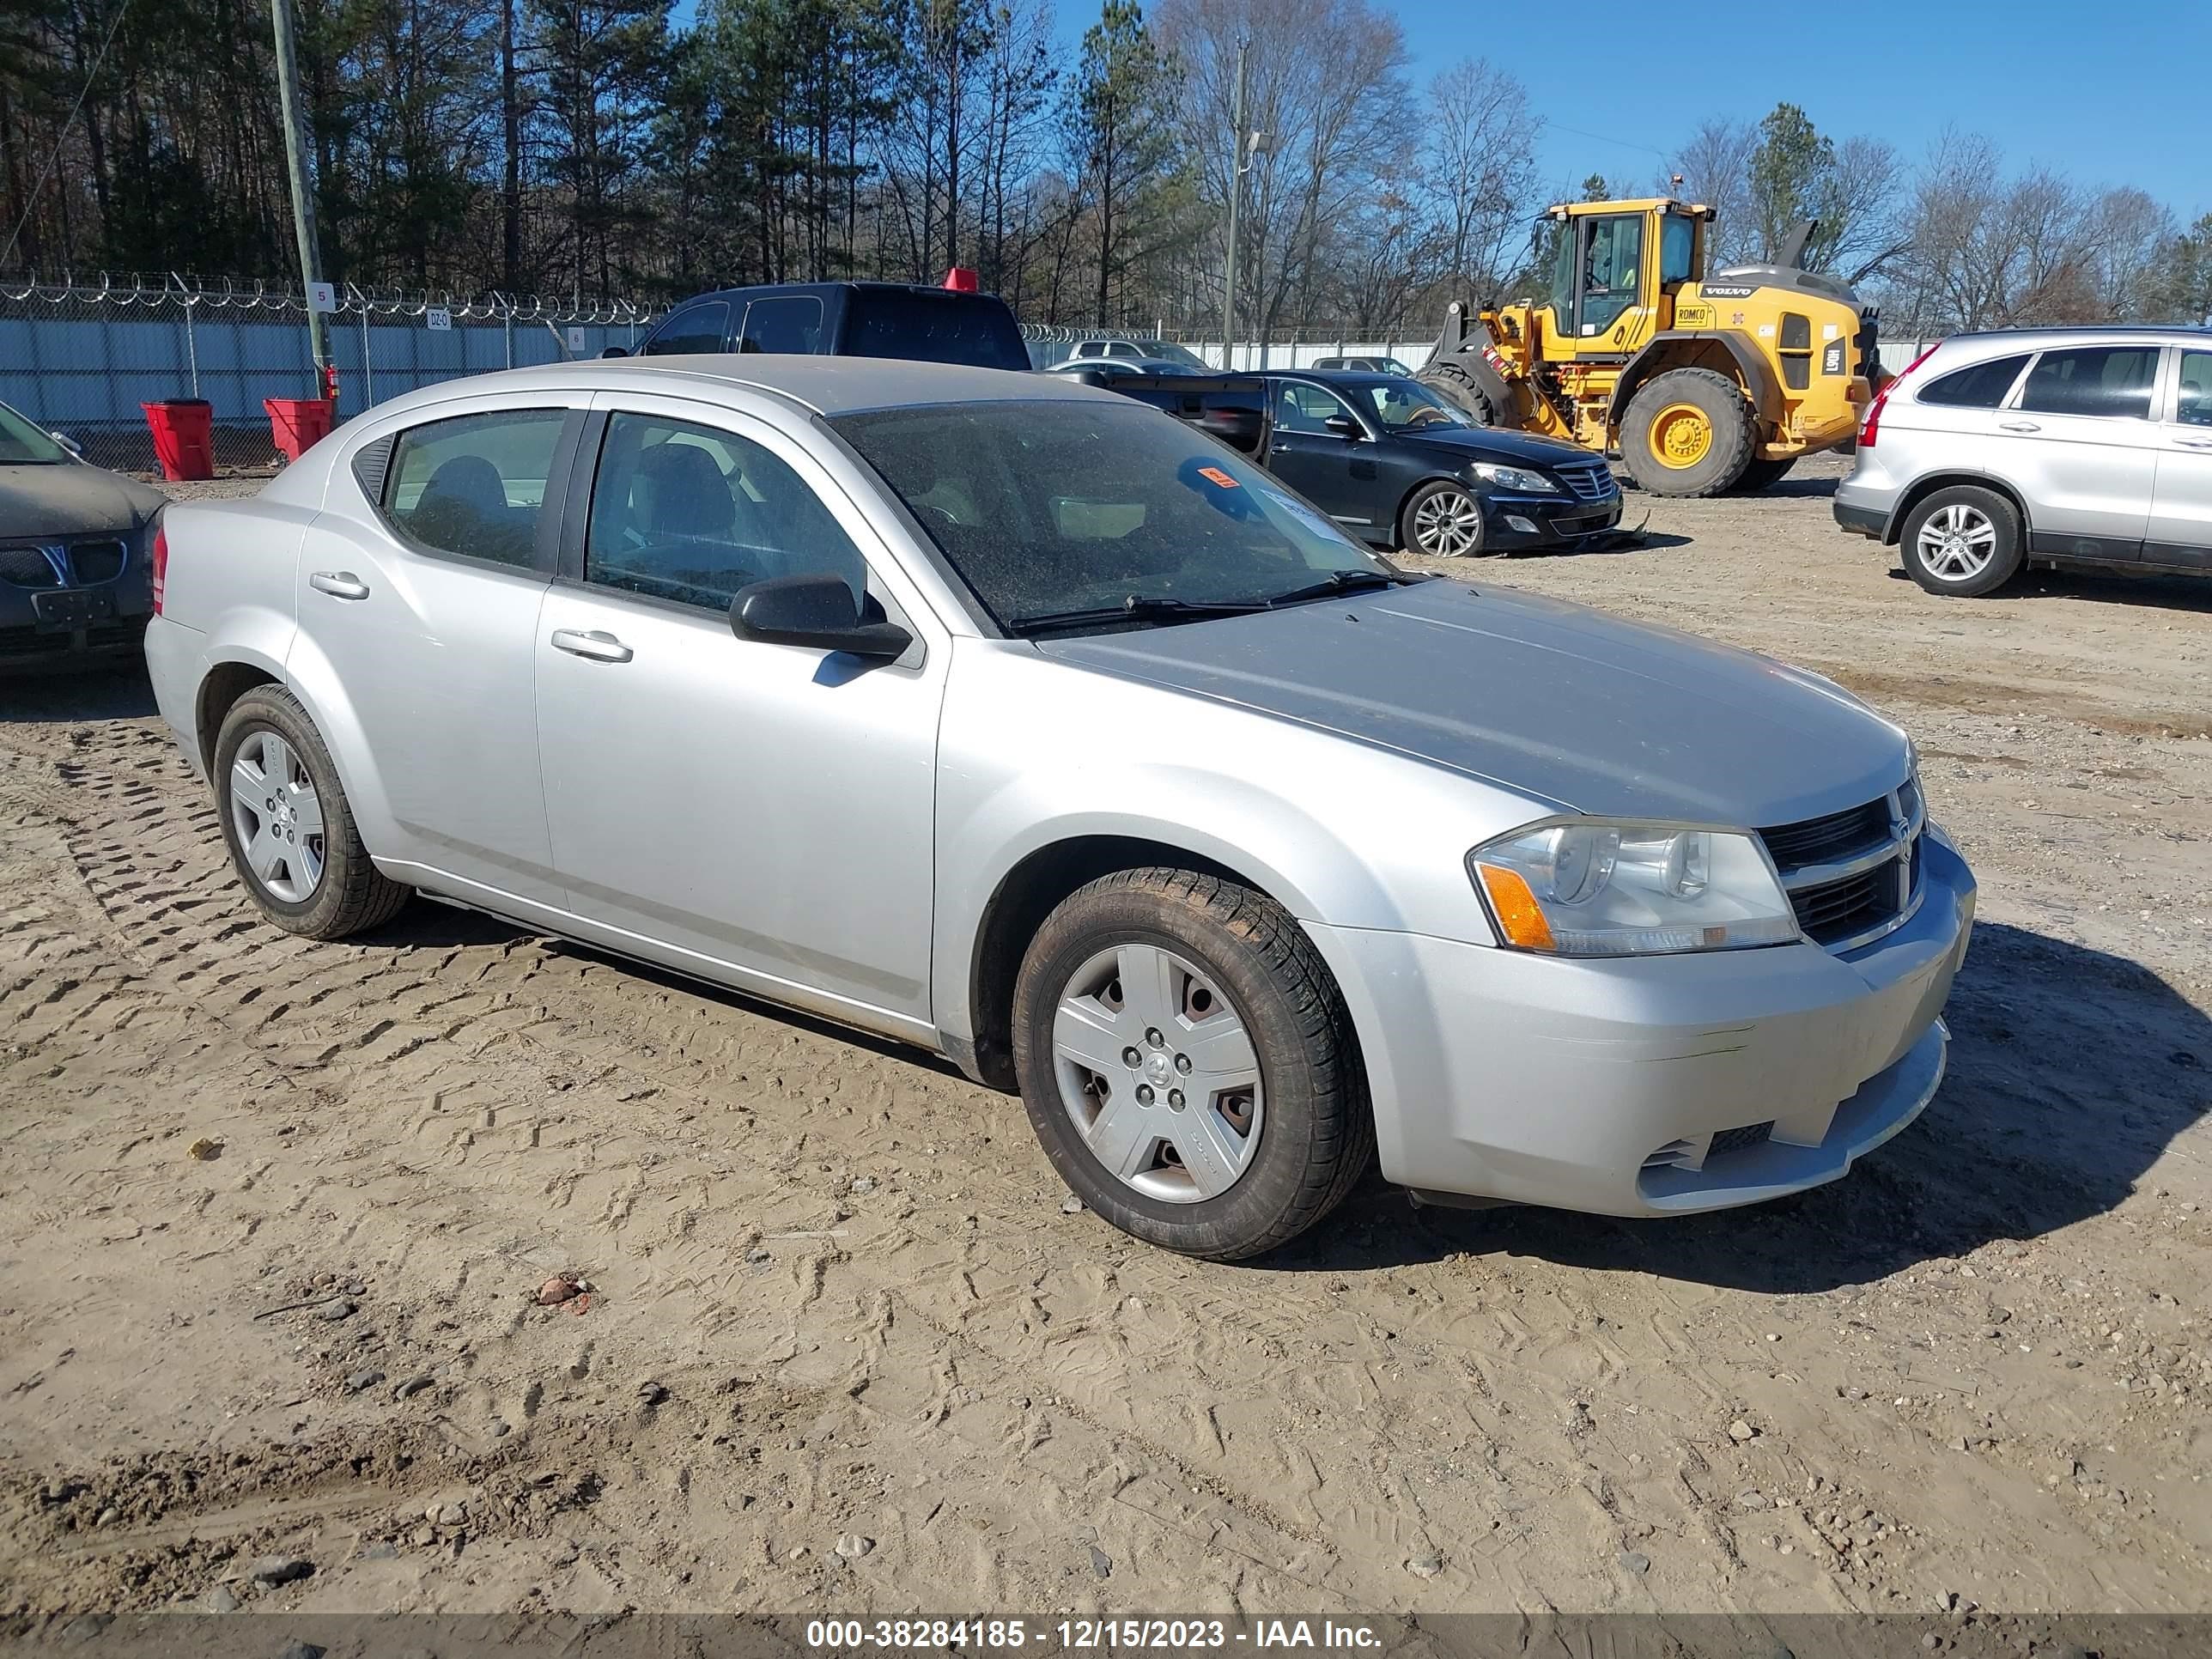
(1917, 354, 2030, 409)
(842, 292, 1028, 371)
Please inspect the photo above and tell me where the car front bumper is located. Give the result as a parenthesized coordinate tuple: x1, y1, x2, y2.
(0, 590, 152, 665)
(1484, 489, 1624, 550)
(1308, 831, 1975, 1217)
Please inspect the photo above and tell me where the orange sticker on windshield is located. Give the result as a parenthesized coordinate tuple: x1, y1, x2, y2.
(1197, 466, 1239, 488)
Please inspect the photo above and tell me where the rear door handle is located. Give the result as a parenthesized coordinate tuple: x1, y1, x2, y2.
(2175, 436, 2212, 450)
(550, 628, 634, 664)
(308, 570, 369, 600)
(1998, 421, 2041, 433)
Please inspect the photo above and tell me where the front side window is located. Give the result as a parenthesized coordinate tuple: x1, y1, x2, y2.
(385, 408, 568, 568)
(1580, 214, 1644, 336)
(1350, 378, 1472, 431)
(1917, 354, 2031, 410)
(739, 296, 824, 354)
(0, 400, 69, 465)
(2018, 345, 2159, 420)
(1273, 382, 1358, 434)
(832, 399, 1384, 629)
(641, 301, 732, 356)
(585, 412, 868, 611)
(2175, 350, 2212, 428)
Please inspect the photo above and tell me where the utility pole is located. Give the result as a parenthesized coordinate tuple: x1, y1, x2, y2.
(270, 0, 330, 393)
(1218, 35, 1247, 373)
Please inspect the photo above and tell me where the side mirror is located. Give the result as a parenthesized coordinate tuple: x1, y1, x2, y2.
(598, 344, 629, 359)
(1323, 414, 1362, 439)
(49, 430, 83, 457)
(730, 573, 911, 659)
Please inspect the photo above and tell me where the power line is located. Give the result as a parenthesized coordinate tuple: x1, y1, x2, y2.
(1547, 120, 1669, 162)
(2, 0, 133, 270)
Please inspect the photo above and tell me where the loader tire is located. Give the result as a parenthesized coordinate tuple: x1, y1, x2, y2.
(1621, 368, 1757, 496)
(1419, 359, 1512, 428)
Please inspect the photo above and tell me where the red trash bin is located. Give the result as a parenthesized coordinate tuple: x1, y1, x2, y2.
(264, 397, 337, 463)
(141, 399, 216, 482)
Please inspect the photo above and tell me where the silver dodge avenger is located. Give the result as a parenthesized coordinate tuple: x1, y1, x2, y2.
(143, 359, 1974, 1259)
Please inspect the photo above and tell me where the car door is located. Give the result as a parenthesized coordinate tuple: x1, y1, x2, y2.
(2145, 345, 2212, 571)
(532, 392, 947, 1035)
(1888, 349, 2033, 481)
(1264, 382, 1381, 531)
(640, 300, 735, 356)
(2000, 343, 2162, 559)
(297, 399, 582, 905)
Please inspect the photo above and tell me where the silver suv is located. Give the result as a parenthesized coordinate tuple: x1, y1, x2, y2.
(1834, 327, 2212, 595)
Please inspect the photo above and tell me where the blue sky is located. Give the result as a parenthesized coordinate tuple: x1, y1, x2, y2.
(1376, 0, 2211, 221)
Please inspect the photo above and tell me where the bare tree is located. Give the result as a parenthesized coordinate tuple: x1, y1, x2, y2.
(1421, 56, 1538, 301)
(2082, 185, 2177, 321)
(1663, 118, 1756, 264)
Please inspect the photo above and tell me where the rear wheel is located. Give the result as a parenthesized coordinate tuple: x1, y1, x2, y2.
(1899, 485, 2023, 597)
(1620, 368, 1757, 496)
(215, 686, 409, 939)
(1012, 868, 1371, 1261)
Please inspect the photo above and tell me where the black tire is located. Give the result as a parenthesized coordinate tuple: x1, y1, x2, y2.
(214, 685, 409, 939)
(1898, 484, 2024, 598)
(1419, 358, 1510, 427)
(1397, 478, 1488, 558)
(1012, 867, 1372, 1261)
(1620, 367, 1758, 496)
(1729, 456, 1796, 493)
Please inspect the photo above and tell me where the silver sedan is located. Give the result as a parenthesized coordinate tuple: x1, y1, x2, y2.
(143, 357, 1974, 1259)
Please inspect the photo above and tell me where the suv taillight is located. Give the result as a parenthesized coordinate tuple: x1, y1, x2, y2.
(1861, 343, 1942, 447)
(150, 520, 168, 615)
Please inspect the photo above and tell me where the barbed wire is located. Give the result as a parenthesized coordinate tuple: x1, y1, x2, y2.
(0, 270, 658, 326)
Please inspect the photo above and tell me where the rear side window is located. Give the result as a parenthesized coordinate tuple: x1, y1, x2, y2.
(385, 409, 567, 568)
(2018, 345, 2160, 420)
(842, 291, 1029, 370)
(739, 295, 824, 354)
(642, 301, 731, 356)
(1917, 354, 2030, 409)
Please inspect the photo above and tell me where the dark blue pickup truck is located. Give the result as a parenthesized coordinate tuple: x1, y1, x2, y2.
(615, 281, 1030, 373)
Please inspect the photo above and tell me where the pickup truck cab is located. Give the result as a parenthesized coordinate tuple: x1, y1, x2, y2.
(616, 281, 1030, 373)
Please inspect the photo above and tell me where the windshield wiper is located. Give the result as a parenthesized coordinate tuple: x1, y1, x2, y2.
(1007, 594, 1271, 635)
(1265, 568, 1423, 607)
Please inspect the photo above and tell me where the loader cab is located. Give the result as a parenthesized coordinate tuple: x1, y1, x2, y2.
(1535, 200, 1709, 361)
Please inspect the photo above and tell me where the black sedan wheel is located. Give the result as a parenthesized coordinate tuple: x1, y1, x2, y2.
(1400, 481, 1486, 557)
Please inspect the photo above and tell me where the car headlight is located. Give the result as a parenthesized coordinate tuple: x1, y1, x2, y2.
(1468, 818, 1802, 956)
(1468, 462, 1559, 494)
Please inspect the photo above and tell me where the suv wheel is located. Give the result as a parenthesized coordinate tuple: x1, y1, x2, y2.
(1899, 485, 2023, 597)
(215, 686, 410, 938)
(1012, 868, 1372, 1261)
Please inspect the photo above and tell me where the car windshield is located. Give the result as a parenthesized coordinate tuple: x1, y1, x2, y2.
(1340, 377, 1472, 431)
(843, 290, 1030, 372)
(0, 402, 69, 465)
(832, 398, 1389, 629)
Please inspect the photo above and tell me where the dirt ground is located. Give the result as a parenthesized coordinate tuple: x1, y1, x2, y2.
(1, 455, 2208, 1631)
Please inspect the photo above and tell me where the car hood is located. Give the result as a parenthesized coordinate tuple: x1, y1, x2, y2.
(1389, 425, 1601, 470)
(1034, 576, 1908, 827)
(0, 463, 168, 540)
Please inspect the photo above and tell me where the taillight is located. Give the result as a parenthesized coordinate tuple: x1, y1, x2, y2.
(150, 521, 168, 615)
(1862, 343, 1942, 447)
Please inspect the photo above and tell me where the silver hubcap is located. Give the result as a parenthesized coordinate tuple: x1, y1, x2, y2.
(1051, 943, 1263, 1204)
(1917, 503, 1997, 580)
(1412, 488, 1483, 556)
(228, 731, 325, 902)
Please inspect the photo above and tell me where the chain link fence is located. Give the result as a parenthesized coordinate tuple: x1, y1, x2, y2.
(1, 274, 658, 474)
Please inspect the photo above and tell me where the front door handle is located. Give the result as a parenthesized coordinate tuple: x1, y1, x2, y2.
(308, 570, 369, 600)
(1998, 421, 2041, 433)
(550, 628, 634, 664)
(2175, 436, 2212, 450)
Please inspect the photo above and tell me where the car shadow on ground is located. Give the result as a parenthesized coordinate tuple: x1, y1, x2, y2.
(0, 661, 157, 722)
(1909, 566, 2212, 616)
(1276, 920, 2210, 1291)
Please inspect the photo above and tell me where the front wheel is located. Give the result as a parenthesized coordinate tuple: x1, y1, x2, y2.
(1400, 479, 1487, 557)
(1012, 868, 1371, 1260)
(1620, 368, 1757, 496)
(214, 685, 409, 938)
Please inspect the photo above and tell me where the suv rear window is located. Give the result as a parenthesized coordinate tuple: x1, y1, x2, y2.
(843, 291, 1027, 371)
(1917, 354, 2028, 409)
(2018, 345, 2160, 420)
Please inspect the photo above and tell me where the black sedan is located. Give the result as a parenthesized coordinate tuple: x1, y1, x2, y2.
(0, 399, 169, 666)
(1111, 369, 1622, 557)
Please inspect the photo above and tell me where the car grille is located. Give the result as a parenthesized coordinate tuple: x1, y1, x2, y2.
(1757, 781, 1924, 952)
(1552, 461, 1618, 501)
(0, 545, 61, 588)
(68, 539, 128, 583)
(1709, 1121, 1775, 1158)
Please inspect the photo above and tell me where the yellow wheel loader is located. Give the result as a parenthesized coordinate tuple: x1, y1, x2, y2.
(1418, 198, 1884, 496)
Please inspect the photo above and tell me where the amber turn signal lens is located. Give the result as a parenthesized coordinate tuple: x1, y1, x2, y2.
(1475, 863, 1556, 951)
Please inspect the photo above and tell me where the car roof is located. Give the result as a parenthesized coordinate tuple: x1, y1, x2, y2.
(356, 356, 1116, 421)
(1936, 325, 2212, 349)
(677, 280, 1002, 304)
